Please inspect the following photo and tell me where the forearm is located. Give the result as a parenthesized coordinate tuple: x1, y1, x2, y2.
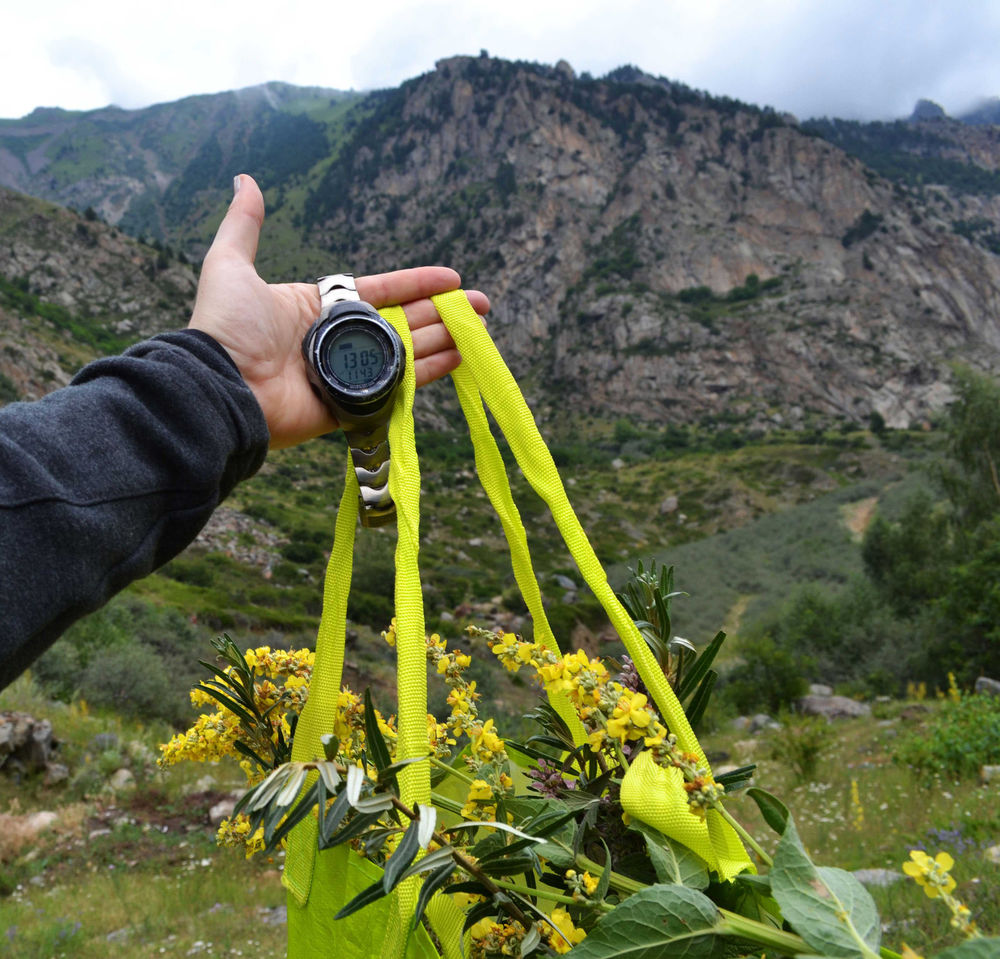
(0, 330, 269, 689)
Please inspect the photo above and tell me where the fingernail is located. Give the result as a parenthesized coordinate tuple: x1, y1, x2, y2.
(232, 174, 242, 197)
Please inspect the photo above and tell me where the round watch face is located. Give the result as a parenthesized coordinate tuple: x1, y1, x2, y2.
(302, 303, 405, 425)
(324, 325, 387, 387)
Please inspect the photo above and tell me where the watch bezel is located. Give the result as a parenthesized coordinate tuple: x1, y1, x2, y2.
(303, 302, 406, 424)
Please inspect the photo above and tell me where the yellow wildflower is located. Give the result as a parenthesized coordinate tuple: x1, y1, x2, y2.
(216, 814, 266, 858)
(472, 719, 505, 760)
(902, 850, 957, 898)
(605, 691, 654, 743)
(546, 907, 586, 954)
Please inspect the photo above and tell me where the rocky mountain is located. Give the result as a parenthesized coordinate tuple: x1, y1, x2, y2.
(2, 56, 1000, 431)
(0, 82, 360, 246)
(0, 188, 196, 399)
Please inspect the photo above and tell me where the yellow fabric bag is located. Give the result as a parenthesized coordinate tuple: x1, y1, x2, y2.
(283, 292, 751, 959)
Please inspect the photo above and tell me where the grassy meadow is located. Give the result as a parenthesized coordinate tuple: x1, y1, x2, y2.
(3, 424, 999, 956)
(2, 672, 998, 957)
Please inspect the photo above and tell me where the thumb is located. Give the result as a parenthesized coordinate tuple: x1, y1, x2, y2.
(207, 173, 265, 266)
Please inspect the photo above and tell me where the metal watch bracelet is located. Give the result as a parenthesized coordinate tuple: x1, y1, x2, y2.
(315, 273, 397, 528)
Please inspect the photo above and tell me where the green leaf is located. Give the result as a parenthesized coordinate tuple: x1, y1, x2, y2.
(411, 862, 457, 931)
(382, 820, 423, 892)
(746, 787, 790, 835)
(232, 740, 271, 773)
(196, 682, 260, 729)
(264, 782, 320, 851)
(684, 669, 718, 730)
(533, 841, 575, 871)
(566, 884, 725, 959)
(475, 809, 578, 863)
(333, 874, 392, 920)
(628, 819, 710, 890)
(594, 839, 612, 901)
(935, 939, 1000, 958)
(462, 899, 499, 933)
(478, 852, 537, 877)
(770, 817, 880, 958)
(715, 765, 756, 792)
(363, 688, 393, 774)
(318, 789, 353, 845)
(324, 810, 385, 848)
(677, 630, 727, 701)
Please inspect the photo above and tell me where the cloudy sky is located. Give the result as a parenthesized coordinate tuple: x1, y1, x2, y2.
(2, 0, 998, 123)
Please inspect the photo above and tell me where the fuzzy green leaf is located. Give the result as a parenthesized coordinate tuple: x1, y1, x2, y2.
(746, 787, 790, 835)
(628, 819, 710, 890)
(565, 884, 725, 959)
(935, 939, 1000, 958)
(771, 817, 880, 958)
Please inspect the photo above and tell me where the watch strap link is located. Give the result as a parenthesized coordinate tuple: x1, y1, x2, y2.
(347, 422, 395, 527)
(315, 272, 397, 527)
(316, 273, 360, 314)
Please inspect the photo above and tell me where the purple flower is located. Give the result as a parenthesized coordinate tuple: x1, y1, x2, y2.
(527, 758, 576, 797)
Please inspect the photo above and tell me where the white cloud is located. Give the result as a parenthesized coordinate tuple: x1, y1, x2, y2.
(1, 0, 997, 120)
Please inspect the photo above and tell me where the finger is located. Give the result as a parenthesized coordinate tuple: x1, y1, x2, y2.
(401, 293, 490, 332)
(356, 266, 461, 307)
(413, 349, 461, 388)
(204, 174, 265, 266)
(410, 320, 457, 359)
(464, 290, 491, 315)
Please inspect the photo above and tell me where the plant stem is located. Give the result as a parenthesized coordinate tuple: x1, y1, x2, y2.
(710, 802, 773, 867)
(717, 911, 814, 956)
(490, 879, 612, 912)
(576, 853, 643, 895)
(429, 755, 476, 786)
(430, 792, 465, 817)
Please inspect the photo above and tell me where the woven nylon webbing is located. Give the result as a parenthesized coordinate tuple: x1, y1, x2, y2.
(285, 456, 359, 906)
(450, 364, 585, 743)
(430, 290, 751, 880)
(286, 289, 750, 959)
(285, 307, 464, 959)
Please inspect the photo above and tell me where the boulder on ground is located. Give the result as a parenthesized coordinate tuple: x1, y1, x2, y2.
(0, 711, 59, 776)
(796, 694, 871, 719)
(975, 676, 1000, 697)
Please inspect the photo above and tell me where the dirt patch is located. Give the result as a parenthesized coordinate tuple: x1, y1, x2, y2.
(841, 496, 879, 542)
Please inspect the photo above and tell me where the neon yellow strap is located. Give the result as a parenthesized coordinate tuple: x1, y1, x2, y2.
(451, 364, 585, 743)
(287, 289, 749, 959)
(285, 307, 464, 959)
(286, 452, 359, 905)
(431, 290, 751, 880)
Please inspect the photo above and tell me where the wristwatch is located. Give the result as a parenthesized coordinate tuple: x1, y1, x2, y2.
(302, 273, 405, 527)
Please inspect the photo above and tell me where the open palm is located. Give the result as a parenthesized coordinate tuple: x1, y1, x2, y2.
(190, 175, 489, 448)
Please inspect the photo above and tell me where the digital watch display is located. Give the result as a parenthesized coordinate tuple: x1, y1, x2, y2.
(302, 274, 405, 527)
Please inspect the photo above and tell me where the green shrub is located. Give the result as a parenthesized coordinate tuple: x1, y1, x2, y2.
(721, 635, 810, 714)
(33, 595, 207, 725)
(894, 692, 1000, 778)
(768, 715, 831, 779)
(348, 589, 395, 631)
(78, 642, 179, 720)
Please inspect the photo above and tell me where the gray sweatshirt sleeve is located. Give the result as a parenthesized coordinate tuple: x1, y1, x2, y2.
(0, 330, 270, 689)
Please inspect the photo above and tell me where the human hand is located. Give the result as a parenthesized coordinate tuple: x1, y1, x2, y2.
(188, 174, 490, 449)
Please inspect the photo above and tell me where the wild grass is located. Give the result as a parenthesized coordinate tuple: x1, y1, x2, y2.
(706, 702, 1000, 956)
(3, 674, 997, 957)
